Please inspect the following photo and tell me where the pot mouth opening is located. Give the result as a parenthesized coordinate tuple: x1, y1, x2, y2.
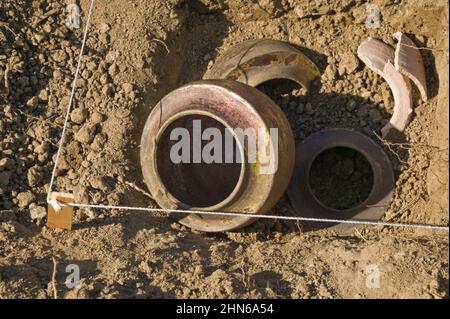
(154, 111, 246, 210)
(307, 146, 375, 212)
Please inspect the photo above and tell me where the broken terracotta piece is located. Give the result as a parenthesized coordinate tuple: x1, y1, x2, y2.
(394, 31, 428, 101)
(357, 37, 413, 137)
(380, 61, 413, 137)
(204, 39, 320, 92)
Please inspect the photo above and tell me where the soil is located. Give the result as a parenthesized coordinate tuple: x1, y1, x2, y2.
(309, 147, 374, 210)
(0, 0, 448, 299)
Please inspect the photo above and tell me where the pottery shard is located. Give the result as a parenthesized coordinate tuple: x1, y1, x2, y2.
(357, 38, 413, 137)
(393, 32, 428, 101)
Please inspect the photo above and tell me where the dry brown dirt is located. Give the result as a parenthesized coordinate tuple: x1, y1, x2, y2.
(0, 0, 448, 298)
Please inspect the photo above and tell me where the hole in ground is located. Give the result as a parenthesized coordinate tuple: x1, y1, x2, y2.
(156, 114, 242, 208)
(309, 147, 374, 210)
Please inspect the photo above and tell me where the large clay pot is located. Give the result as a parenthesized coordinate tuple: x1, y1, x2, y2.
(140, 79, 295, 232)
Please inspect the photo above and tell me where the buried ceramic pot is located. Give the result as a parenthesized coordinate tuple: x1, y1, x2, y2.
(204, 39, 320, 91)
(287, 129, 395, 230)
(140, 79, 295, 232)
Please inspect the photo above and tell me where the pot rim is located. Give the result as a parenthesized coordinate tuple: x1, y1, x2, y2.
(153, 109, 247, 212)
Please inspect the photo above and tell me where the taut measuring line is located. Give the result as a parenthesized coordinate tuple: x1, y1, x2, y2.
(66, 202, 449, 231)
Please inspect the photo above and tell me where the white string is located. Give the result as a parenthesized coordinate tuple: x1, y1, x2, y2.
(67, 202, 449, 231)
(47, 0, 95, 202)
(44, 0, 449, 233)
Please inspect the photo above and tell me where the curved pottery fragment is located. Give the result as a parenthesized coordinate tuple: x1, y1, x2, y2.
(357, 38, 413, 137)
(381, 61, 413, 137)
(394, 31, 428, 101)
(204, 39, 320, 91)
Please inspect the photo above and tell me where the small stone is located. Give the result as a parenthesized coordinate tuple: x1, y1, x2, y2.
(0, 171, 11, 186)
(43, 23, 52, 33)
(296, 104, 304, 114)
(368, 108, 382, 123)
(90, 176, 110, 192)
(74, 124, 97, 144)
(91, 111, 105, 124)
(100, 74, 110, 85)
(105, 51, 119, 63)
(90, 133, 107, 151)
(99, 33, 110, 43)
(108, 64, 119, 77)
(203, 53, 211, 62)
(324, 65, 337, 81)
(0, 158, 15, 170)
(338, 53, 359, 76)
(38, 89, 48, 101)
(102, 84, 114, 96)
(27, 165, 44, 187)
(52, 50, 67, 63)
(122, 83, 134, 94)
(99, 23, 110, 33)
(346, 99, 357, 111)
(356, 105, 369, 117)
(70, 107, 88, 124)
(34, 32, 47, 43)
(26, 96, 39, 108)
(34, 142, 50, 155)
(29, 205, 46, 224)
(288, 101, 296, 110)
(305, 102, 314, 115)
(17, 191, 35, 209)
(86, 62, 97, 72)
(76, 78, 86, 88)
(294, 7, 306, 18)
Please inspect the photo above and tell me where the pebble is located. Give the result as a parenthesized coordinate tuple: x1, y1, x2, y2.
(296, 103, 304, 114)
(74, 124, 97, 144)
(0, 158, 15, 170)
(91, 111, 105, 124)
(29, 205, 46, 223)
(27, 165, 44, 187)
(99, 23, 110, 34)
(100, 74, 111, 85)
(17, 191, 35, 209)
(91, 133, 107, 151)
(99, 33, 110, 44)
(346, 99, 357, 111)
(90, 176, 109, 192)
(38, 89, 48, 101)
(305, 102, 314, 115)
(340, 53, 359, 76)
(34, 32, 47, 44)
(86, 61, 97, 72)
(76, 78, 86, 88)
(356, 105, 369, 117)
(102, 84, 114, 97)
(108, 64, 119, 77)
(34, 142, 50, 155)
(70, 107, 88, 124)
(122, 83, 134, 94)
(52, 50, 67, 63)
(0, 171, 11, 186)
(26, 96, 39, 108)
(368, 108, 382, 123)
